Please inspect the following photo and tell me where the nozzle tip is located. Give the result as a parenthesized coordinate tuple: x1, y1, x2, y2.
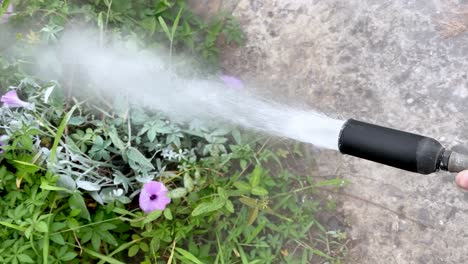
(447, 151, 468, 172)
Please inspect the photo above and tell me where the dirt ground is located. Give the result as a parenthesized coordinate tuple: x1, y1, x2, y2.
(190, 0, 468, 263)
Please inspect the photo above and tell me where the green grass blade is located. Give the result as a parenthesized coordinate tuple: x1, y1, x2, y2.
(158, 16, 172, 41)
(171, 7, 184, 40)
(50, 104, 80, 164)
(83, 248, 126, 264)
(97, 238, 143, 264)
(236, 245, 249, 264)
(0, 0, 10, 17)
(43, 229, 49, 264)
(0, 221, 27, 232)
(215, 231, 225, 264)
(174, 247, 204, 264)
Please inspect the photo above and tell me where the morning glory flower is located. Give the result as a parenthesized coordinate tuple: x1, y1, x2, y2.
(221, 75, 244, 90)
(1, 3, 13, 24)
(139, 181, 171, 213)
(1, 90, 33, 109)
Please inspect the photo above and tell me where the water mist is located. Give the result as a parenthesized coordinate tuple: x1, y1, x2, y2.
(33, 30, 468, 175)
(34, 30, 344, 150)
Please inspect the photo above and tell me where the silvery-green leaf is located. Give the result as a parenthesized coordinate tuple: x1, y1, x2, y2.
(211, 128, 230, 136)
(100, 187, 117, 203)
(108, 126, 126, 151)
(56, 174, 77, 191)
(232, 129, 242, 144)
(89, 191, 104, 205)
(168, 188, 187, 199)
(184, 174, 194, 192)
(113, 188, 124, 196)
(76, 180, 101, 191)
(116, 196, 131, 204)
(43, 85, 56, 103)
(127, 147, 155, 169)
(113, 171, 130, 192)
(69, 192, 91, 221)
(191, 198, 226, 216)
(68, 116, 85, 126)
(129, 189, 141, 199)
(135, 172, 154, 183)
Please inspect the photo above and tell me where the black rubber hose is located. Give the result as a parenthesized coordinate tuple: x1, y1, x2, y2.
(338, 119, 445, 174)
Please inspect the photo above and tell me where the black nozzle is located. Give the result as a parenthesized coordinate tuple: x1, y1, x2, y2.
(338, 119, 445, 174)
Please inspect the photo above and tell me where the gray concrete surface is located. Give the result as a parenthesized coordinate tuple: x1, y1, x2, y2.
(193, 0, 468, 263)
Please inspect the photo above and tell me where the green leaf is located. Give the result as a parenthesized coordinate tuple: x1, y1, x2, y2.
(17, 254, 34, 263)
(0, 221, 27, 232)
(247, 207, 259, 225)
(251, 186, 268, 196)
(171, 7, 184, 39)
(83, 248, 126, 264)
(35, 221, 49, 233)
(68, 116, 85, 126)
(158, 16, 172, 41)
(140, 242, 149, 252)
(12, 160, 42, 171)
(163, 208, 173, 220)
(62, 252, 78, 261)
(237, 245, 249, 264)
(70, 208, 81, 217)
(225, 200, 234, 213)
(99, 223, 117, 231)
(126, 147, 155, 169)
(112, 207, 139, 217)
(109, 126, 126, 151)
(192, 198, 226, 216)
(97, 238, 143, 264)
(40, 181, 72, 193)
(67, 218, 80, 229)
(175, 247, 204, 264)
(249, 166, 262, 187)
(51, 104, 79, 164)
(128, 244, 139, 257)
(217, 187, 227, 199)
(147, 127, 157, 142)
(240, 160, 247, 170)
(168, 187, 187, 199)
(97, 12, 104, 31)
(232, 129, 242, 144)
(184, 174, 194, 192)
(239, 197, 257, 208)
(143, 210, 162, 223)
(92, 233, 101, 251)
(50, 233, 65, 245)
(0, 0, 11, 18)
(316, 178, 349, 187)
(69, 192, 91, 221)
(98, 230, 118, 246)
(234, 181, 251, 192)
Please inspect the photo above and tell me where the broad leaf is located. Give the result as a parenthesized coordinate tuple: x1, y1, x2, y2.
(192, 198, 226, 216)
(69, 192, 91, 221)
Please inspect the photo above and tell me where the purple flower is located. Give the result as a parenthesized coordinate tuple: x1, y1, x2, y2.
(1, 90, 33, 109)
(139, 181, 171, 213)
(221, 75, 244, 90)
(0, 142, 3, 154)
(1, 3, 13, 24)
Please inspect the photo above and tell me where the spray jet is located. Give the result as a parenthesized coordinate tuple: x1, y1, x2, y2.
(338, 119, 468, 174)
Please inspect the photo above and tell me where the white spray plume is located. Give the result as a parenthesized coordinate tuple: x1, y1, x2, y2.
(35, 29, 344, 150)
